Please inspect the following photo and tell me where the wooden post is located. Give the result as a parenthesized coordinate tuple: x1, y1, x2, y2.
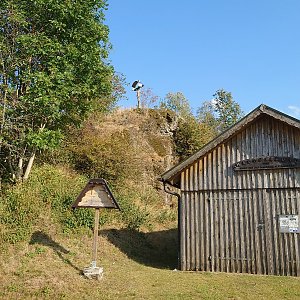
(137, 90, 140, 109)
(92, 208, 100, 267)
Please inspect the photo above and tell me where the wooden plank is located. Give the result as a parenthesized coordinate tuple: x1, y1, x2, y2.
(270, 189, 280, 275)
(212, 149, 220, 272)
(234, 133, 241, 273)
(260, 189, 267, 274)
(207, 152, 212, 190)
(294, 127, 300, 188)
(230, 135, 238, 273)
(199, 191, 205, 271)
(251, 122, 259, 274)
(212, 191, 218, 272)
(240, 130, 248, 273)
(268, 118, 275, 189)
(290, 189, 297, 276)
(248, 189, 256, 274)
(185, 169, 191, 270)
(253, 189, 262, 274)
(294, 131, 300, 267)
(229, 191, 236, 272)
(240, 129, 249, 273)
(194, 162, 200, 271)
(223, 193, 228, 273)
(295, 189, 300, 276)
(264, 189, 274, 275)
(219, 191, 225, 272)
(277, 189, 286, 275)
(287, 125, 294, 188)
(222, 143, 230, 273)
(255, 122, 265, 274)
(180, 172, 186, 270)
(212, 148, 217, 190)
(232, 192, 239, 273)
(244, 189, 251, 273)
(210, 190, 215, 272)
(199, 160, 205, 271)
(281, 189, 290, 276)
(203, 155, 208, 190)
(239, 191, 246, 273)
(205, 191, 211, 271)
(217, 144, 224, 270)
(188, 165, 194, 271)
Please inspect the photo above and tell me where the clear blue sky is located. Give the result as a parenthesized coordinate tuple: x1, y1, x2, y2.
(105, 0, 300, 118)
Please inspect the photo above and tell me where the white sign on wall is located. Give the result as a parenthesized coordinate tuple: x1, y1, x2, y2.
(279, 215, 299, 233)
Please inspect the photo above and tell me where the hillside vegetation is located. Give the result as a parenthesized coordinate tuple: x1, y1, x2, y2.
(0, 108, 181, 243)
(1, 108, 300, 299)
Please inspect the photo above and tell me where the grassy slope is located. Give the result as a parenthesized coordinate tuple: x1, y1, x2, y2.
(1, 226, 300, 300)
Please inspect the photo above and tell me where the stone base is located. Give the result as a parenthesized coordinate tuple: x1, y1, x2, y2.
(83, 265, 104, 280)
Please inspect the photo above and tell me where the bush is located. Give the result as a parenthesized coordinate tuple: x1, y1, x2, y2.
(112, 183, 151, 231)
(67, 126, 141, 182)
(0, 164, 99, 242)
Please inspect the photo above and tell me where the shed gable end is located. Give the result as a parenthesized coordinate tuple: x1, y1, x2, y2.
(182, 115, 300, 191)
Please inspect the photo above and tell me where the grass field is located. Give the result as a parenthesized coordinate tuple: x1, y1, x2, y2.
(1, 225, 300, 300)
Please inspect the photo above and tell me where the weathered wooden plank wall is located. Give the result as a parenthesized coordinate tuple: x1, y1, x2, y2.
(179, 115, 300, 275)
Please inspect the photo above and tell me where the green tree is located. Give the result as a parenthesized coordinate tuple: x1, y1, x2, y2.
(212, 89, 244, 131)
(0, 0, 116, 182)
(159, 92, 213, 160)
(174, 117, 204, 159)
(197, 89, 244, 134)
(160, 92, 192, 118)
(197, 100, 219, 133)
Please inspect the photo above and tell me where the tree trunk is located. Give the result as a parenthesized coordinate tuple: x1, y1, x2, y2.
(23, 151, 36, 181)
(22, 124, 45, 181)
(16, 157, 24, 181)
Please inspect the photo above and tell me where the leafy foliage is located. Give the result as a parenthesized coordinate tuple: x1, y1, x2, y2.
(0, 164, 90, 242)
(0, 0, 116, 181)
(173, 116, 202, 159)
(198, 89, 244, 133)
(213, 89, 244, 131)
(160, 92, 192, 118)
(0, 163, 170, 242)
(67, 122, 139, 181)
(159, 91, 215, 160)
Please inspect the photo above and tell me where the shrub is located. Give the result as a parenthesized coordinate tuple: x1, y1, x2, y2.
(0, 164, 100, 242)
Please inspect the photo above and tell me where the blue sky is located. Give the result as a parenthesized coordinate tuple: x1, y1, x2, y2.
(105, 1, 300, 118)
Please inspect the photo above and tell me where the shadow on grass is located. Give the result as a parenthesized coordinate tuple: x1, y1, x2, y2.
(29, 231, 81, 273)
(102, 228, 178, 270)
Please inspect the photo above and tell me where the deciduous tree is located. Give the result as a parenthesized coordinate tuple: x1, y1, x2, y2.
(212, 89, 244, 131)
(160, 92, 192, 118)
(0, 0, 116, 181)
(197, 89, 244, 134)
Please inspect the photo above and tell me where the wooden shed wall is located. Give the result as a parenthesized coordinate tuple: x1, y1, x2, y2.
(179, 115, 300, 275)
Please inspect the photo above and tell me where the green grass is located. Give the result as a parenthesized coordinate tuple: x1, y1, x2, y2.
(1, 226, 300, 300)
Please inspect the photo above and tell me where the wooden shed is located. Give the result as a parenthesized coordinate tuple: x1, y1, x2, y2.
(161, 104, 300, 276)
